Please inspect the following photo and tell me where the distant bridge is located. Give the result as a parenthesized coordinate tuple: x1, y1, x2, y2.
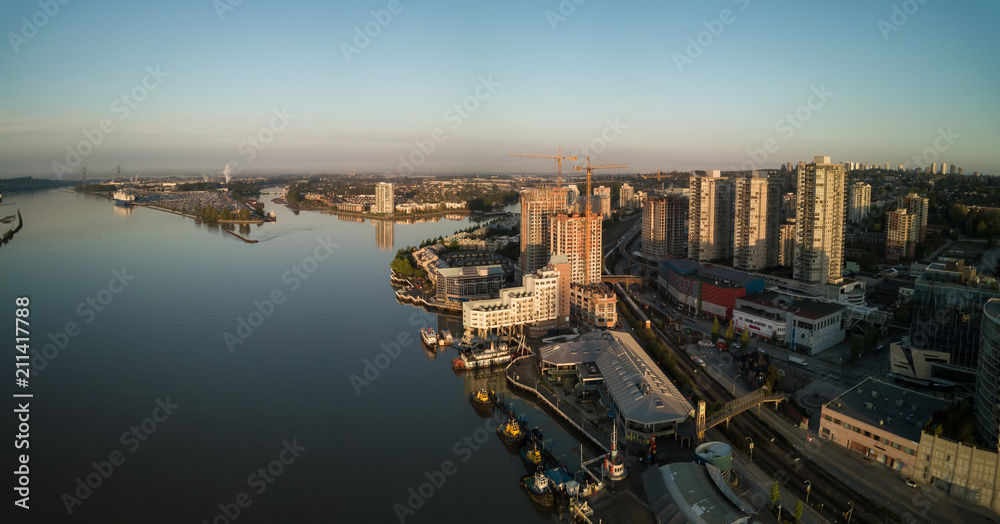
(602, 274, 643, 285)
(696, 389, 786, 441)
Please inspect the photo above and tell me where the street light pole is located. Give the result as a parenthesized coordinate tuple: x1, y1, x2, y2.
(745, 437, 753, 462)
(845, 500, 854, 524)
(733, 374, 742, 396)
(804, 480, 811, 505)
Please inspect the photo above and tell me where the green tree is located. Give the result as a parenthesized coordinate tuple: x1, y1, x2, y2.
(711, 317, 720, 342)
(725, 318, 735, 342)
(741, 328, 750, 346)
(770, 480, 780, 506)
(794, 499, 803, 521)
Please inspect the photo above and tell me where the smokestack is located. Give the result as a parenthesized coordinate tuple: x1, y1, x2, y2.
(223, 164, 232, 184)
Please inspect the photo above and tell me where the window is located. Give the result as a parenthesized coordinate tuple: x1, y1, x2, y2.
(843, 422, 852, 429)
(864, 431, 871, 438)
(854, 427, 862, 434)
(823, 414, 833, 422)
(834, 418, 841, 425)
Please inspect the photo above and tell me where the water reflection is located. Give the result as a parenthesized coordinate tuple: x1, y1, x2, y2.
(112, 204, 134, 217)
(375, 220, 393, 250)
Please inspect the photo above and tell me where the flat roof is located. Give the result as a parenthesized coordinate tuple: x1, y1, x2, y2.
(823, 377, 949, 443)
(437, 265, 503, 278)
(645, 462, 752, 524)
(736, 290, 843, 320)
(539, 335, 612, 366)
(597, 331, 693, 426)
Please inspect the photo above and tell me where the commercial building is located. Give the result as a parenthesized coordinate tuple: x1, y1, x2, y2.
(569, 283, 617, 328)
(899, 193, 930, 243)
(794, 156, 846, 286)
(732, 171, 780, 271)
(848, 182, 871, 223)
(641, 194, 687, 261)
(890, 259, 1000, 388)
(688, 170, 733, 264)
(643, 458, 753, 524)
(620, 183, 635, 211)
(733, 290, 845, 354)
(550, 213, 602, 285)
(436, 265, 505, 306)
(886, 209, 917, 262)
(659, 259, 765, 320)
(520, 187, 570, 275)
(374, 182, 394, 214)
(820, 378, 948, 477)
(462, 258, 570, 332)
(538, 331, 694, 440)
(913, 431, 1000, 513)
(978, 299, 1000, 448)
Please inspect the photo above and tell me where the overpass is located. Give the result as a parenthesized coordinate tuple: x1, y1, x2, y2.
(602, 274, 643, 285)
(696, 389, 786, 441)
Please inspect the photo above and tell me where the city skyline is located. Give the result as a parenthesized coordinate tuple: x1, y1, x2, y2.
(2, 1, 1000, 178)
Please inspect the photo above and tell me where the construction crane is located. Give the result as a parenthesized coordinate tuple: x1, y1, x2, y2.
(640, 170, 665, 181)
(574, 155, 628, 285)
(508, 148, 578, 186)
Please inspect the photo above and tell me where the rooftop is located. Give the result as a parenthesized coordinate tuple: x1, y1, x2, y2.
(644, 462, 752, 524)
(823, 377, 949, 443)
(736, 290, 844, 320)
(597, 331, 693, 426)
(437, 265, 504, 278)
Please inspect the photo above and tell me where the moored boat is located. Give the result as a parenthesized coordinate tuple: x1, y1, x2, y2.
(420, 328, 437, 346)
(520, 470, 554, 506)
(439, 328, 453, 345)
(451, 341, 511, 370)
(520, 442, 543, 468)
(113, 189, 136, 206)
(497, 419, 527, 446)
(468, 388, 495, 412)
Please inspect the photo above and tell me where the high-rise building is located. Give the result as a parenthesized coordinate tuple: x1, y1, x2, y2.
(778, 220, 795, 267)
(978, 299, 1000, 447)
(733, 171, 780, 270)
(642, 194, 687, 260)
(593, 186, 612, 219)
(688, 170, 733, 264)
(942, 162, 949, 175)
(931, 162, 938, 175)
(848, 182, 871, 223)
(375, 182, 394, 214)
(550, 213, 602, 285)
(898, 193, 929, 242)
(520, 187, 570, 275)
(793, 156, 846, 285)
(782, 192, 796, 220)
(620, 183, 635, 211)
(885, 209, 916, 262)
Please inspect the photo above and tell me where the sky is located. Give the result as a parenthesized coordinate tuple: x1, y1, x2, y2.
(1, 0, 998, 179)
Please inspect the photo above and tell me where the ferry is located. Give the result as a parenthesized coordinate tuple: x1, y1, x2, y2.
(450, 342, 511, 371)
(419, 328, 437, 346)
(113, 189, 136, 206)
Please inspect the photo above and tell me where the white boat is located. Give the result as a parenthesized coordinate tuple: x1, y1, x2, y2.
(420, 328, 437, 346)
(439, 328, 453, 345)
(452, 342, 511, 370)
(113, 189, 136, 206)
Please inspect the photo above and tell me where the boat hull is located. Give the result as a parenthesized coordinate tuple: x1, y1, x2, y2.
(519, 474, 555, 506)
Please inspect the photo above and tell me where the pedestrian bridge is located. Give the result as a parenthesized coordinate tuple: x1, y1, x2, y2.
(696, 389, 785, 440)
(602, 274, 643, 285)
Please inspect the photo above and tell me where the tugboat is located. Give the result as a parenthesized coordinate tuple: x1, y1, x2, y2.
(519, 470, 555, 506)
(520, 442, 543, 468)
(439, 328, 453, 345)
(468, 388, 495, 412)
(420, 328, 437, 346)
(497, 419, 527, 446)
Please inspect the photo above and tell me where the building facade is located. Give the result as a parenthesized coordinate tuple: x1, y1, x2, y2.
(794, 156, 846, 286)
(978, 299, 1000, 448)
(688, 170, 733, 264)
(733, 290, 845, 354)
(733, 172, 780, 271)
(436, 265, 505, 305)
(620, 183, 635, 211)
(899, 193, 930, 243)
(374, 182, 394, 214)
(848, 182, 871, 223)
(520, 187, 569, 275)
(659, 259, 765, 320)
(570, 283, 617, 328)
(462, 264, 563, 331)
(778, 220, 796, 267)
(594, 186, 612, 219)
(550, 213, 602, 285)
(642, 194, 688, 260)
(886, 209, 916, 262)
(914, 431, 1000, 513)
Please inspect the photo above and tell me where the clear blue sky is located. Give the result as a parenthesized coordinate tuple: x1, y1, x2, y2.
(1, 0, 998, 178)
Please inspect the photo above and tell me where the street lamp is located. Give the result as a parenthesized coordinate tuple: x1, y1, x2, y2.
(844, 500, 854, 524)
(733, 374, 743, 396)
(804, 480, 811, 505)
(745, 437, 753, 462)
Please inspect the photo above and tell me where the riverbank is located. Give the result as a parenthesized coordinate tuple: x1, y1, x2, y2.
(0, 209, 24, 247)
(318, 207, 473, 222)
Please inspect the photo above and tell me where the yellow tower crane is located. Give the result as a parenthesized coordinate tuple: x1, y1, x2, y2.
(574, 156, 628, 285)
(508, 148, 578, 186)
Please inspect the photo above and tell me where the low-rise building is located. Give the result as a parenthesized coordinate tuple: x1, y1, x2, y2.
(436, 265, 504, 305)
(570, 283, 617, 328)
(820, 378, 948, 477)
(913, 432, 1000, 514)
(462, 256, 570, 332)
(733, 290, 845, 354)
(658, 259, 765, 320)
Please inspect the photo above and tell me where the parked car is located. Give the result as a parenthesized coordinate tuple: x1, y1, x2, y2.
(905, 479, 917, 488)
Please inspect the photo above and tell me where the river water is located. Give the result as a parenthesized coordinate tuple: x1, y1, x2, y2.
(1, 189, 599, 523)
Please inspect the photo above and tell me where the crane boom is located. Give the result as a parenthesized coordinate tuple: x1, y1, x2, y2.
(573, 155, 628, 285)
(508, 147, 577, 186)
